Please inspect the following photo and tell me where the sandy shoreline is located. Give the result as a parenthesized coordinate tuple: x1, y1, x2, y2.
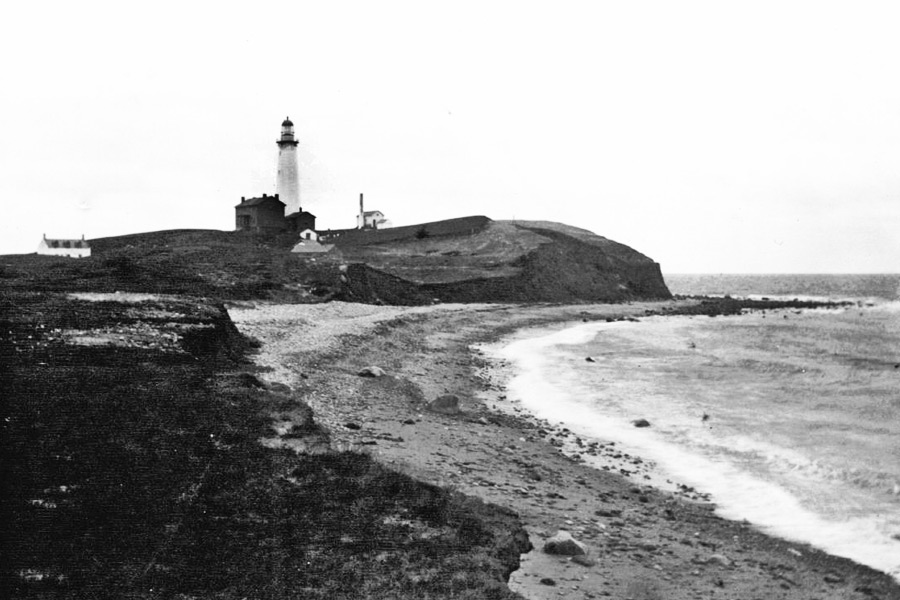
(229, 300, 900, 600)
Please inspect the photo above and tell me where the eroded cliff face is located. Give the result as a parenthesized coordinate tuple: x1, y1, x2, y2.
(336, 220, 672, 304)
(421, 227, 669, 303)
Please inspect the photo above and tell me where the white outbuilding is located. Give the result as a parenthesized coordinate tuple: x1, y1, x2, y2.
(37, 235, 91, 258)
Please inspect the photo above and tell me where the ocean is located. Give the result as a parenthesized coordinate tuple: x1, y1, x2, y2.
(488, 274, 900, 580)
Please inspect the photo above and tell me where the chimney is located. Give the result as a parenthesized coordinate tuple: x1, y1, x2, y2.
(360, 193, 364, 213)
(263, 193, 267, 198)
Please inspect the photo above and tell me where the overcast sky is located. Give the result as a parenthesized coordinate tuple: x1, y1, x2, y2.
(2, 1, 899, 273)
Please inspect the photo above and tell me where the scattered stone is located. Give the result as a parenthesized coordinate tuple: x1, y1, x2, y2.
(524, 468, 543, 481)
(235, 372, 266, 388)
(268, 382, 294, 394)
(343, 422, 362, 430)
(543, 530, 587, 556)
(632, 419, 651, 428)
(585, 356, 596, 363)
(594, 508, 622, 518)
(824, 573, 845, 584)
(401, 418, 416, 425)
(427, 394, 461, 415)
(540, 577, 557, 586)
(357, 366, 386, 377)
(572, 554, 597, 567)
(708, 553, 732, 568)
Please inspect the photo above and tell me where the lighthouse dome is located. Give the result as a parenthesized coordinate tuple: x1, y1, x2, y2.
(282, 117, 294, 127)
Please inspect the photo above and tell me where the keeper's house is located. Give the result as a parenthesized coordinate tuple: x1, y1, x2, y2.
(235, 193, 316, 234)
(37, 234, 91, 258)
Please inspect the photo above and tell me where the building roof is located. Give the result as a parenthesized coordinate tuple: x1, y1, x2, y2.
(235, 195, 285, 208)
(291, 240, 334, 254)
(285, 210, 316, 220)
(42, 238, 90, 248)
(363, 210, 384, 217)
(282, 117, 293, 127)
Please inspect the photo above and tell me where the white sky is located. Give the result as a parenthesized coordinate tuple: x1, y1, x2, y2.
(2, 0, 899, 273)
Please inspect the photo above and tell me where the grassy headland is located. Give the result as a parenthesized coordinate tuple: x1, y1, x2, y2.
(1, 217, 671, 304)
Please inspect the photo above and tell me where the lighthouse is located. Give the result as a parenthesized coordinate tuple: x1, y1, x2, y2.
(276, 117, 300, 216)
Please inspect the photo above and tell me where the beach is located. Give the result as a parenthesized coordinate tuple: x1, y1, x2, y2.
(229, 300, 900, 600)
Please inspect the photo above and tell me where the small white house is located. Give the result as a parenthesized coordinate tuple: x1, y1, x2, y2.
(299, 228, 318, 242)
(356, 193, 392, 230)
(357, 210, 392, 230)
(37, 235, 91, 258)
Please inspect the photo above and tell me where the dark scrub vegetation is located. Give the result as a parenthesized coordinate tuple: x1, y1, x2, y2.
(1, 293, 529, 599)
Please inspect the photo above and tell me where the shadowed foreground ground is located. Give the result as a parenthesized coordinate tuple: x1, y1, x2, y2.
(1, 292, 529, 599)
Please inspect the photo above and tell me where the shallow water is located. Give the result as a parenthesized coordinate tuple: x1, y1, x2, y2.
(491, 303, 900, 579)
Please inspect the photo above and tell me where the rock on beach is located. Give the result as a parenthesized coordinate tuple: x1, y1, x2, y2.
(427, 394, 462, 415)
(543, 530, 587, 556)
(358, 366, 386, 378)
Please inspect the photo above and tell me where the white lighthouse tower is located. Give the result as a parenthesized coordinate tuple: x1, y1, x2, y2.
(276, 117, 300, 216)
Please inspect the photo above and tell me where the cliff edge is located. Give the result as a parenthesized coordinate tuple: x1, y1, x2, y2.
(333, 217, 671, 304)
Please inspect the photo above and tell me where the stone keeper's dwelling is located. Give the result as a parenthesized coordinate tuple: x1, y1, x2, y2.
(235, 193, 316, 234)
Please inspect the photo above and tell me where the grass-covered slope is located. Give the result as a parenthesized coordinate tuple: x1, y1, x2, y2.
(1, 293, 530, 599)
(0, 230, 346, 301)
(0, 217, 671, 304)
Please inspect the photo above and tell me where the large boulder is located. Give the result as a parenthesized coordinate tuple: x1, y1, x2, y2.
(428, 394, 461, 415)
(542, 530, 586, 556)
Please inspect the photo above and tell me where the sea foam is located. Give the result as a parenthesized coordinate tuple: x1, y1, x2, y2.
(491, 314, 900, 580)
